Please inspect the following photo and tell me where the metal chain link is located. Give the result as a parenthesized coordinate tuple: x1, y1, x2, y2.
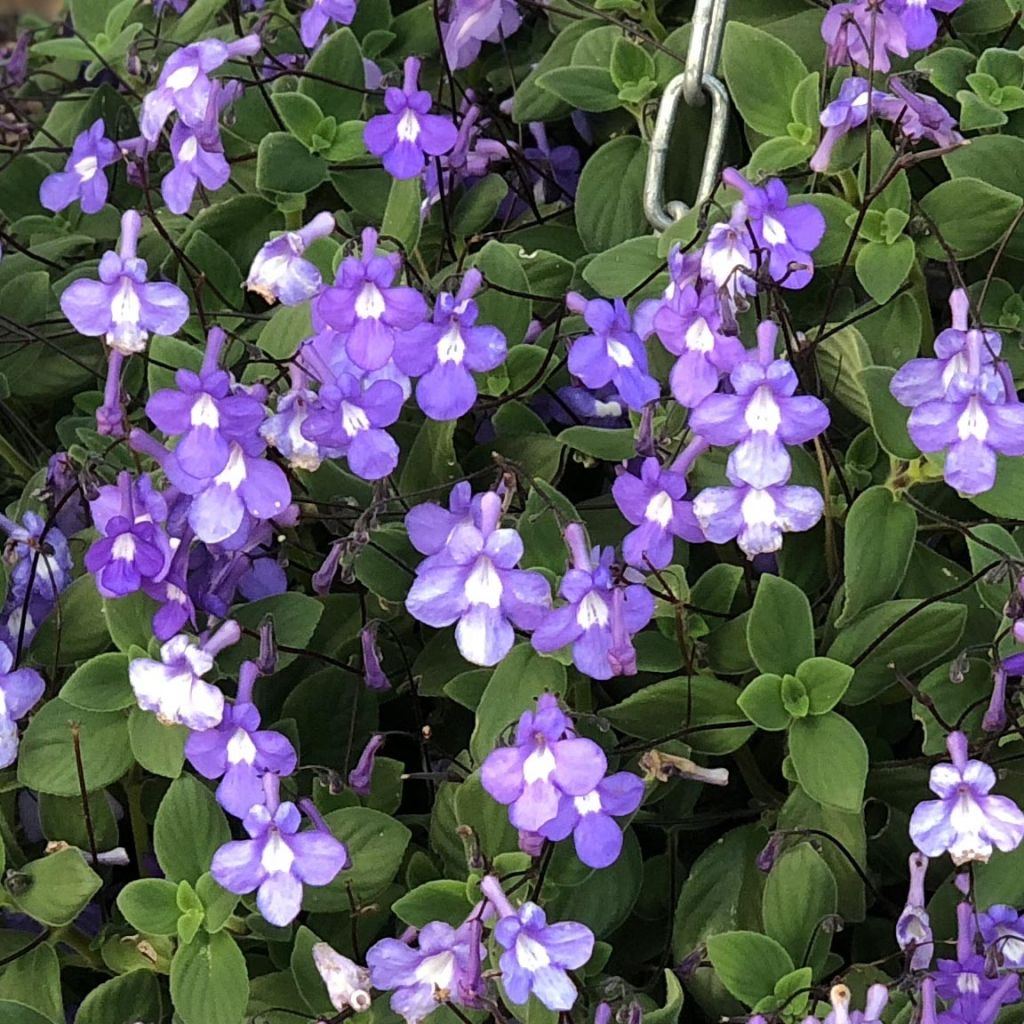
(643, 0, 730, 232)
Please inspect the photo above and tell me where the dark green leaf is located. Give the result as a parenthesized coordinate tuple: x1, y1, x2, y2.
(154, 775, 231, 885)
(789, 712, 868, 812)
(747, 575, 814, 675)
(705, 931, 794, 1008)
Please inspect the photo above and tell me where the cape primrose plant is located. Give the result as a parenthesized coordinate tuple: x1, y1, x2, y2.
(9, 0, 1024, 1023)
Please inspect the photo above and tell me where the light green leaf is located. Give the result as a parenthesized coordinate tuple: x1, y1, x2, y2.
(789, 712, 868, 813)
(747, 575, 814, 676)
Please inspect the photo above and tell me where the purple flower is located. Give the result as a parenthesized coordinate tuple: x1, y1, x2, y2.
(162, 117, 230, 215)
(979, 905, 1024, 967)
(481, 876, 594, 1011)
(690, 322, 830, 488)
(442, 0, 522, 68)
(877, 78, 965, 149)
(364, 57, 458, 180)
(0, 33, 30, 89)
(313, 943, 372, 1014)
(348, 734, 384, 796)
(406, 491, 551, 666)
(85, 472, 172, 598)
(501, 123, 581, 217)
(405, 481, 476, 556)
(394, 269, 507, 420)
(314, 227, 428, 371)
(367, 920, 485, 1024)
(0, 510, 73, 603)
(45, 453, 89, 538)
(909, 731, 1024, 865)
(821, 0, 909, 72)
(537, 771, 644, 869)
(145, 537, 196, 642)
(360, 623, 391, 691)
(184, 662, 297, 818)
(141, 35, 262, 143)
(0, 644, 44, 769)
(811, 77, 889, 173)
(566, 293, 658, 412)
(824, 984, 889, 1024)
(896, 852, 933, 971)
(693, 466, 824, 560)
(721, 169, 826, 291)
(612, 450, 705, 571)
(128, 620, 240, 730)
(39, 119, 119, 215)
(260, 370, 328, 472)
(300, 0, 358, 50)
(211, 776, 348, 926)
(532, 524, 653, 681)
(480, 692, 606, 832)
(60, 211, 190, 355)
(546, 384, 628, 428)
(246, 212, 335, 306)
(700, 220, 756, 307)
(899, 0, 964, 51)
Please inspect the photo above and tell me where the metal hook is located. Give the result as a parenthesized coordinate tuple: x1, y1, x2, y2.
(683, 0, 728, 107)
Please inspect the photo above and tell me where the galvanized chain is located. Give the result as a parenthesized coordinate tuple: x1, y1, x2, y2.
(643, 0, 730, 232)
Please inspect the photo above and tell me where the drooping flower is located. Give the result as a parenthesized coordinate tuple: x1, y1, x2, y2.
(480, 692, 606, 832)
(821, 0, 909, 72)
(537, 771, 645, 869)
(566, 293, 659, 412)
(60, 210, 190, 355)
(480, 876, 594, 1012)
(394, 268, 507, 420)
(442, 0, 523, 69)
(39, 119, 120, 215)
(823, 983, 889, 1024)
(611, 447, 705, 570)
(909, 730, 1024, 864)
(405, 491, 551, 666)
(811, 77, 889, 173)
(366, 919, 485, 1024)
(877, 77, 965, 149)
(140, 35, 262, 143)
(0, 510, 73, 603)
(531, 524, 653, 681)
(979, 904, 1024, 967)
(314, 227, 428, 371)
(128, 620, 240, 730)
(0, 643, 45, 769)
(211, 775, 348, 926)
(184, 661, 297, 817)
(313, 943, 373, 1014)
(348, 734, 384, 796)
(45, 453, 89, 538)
(895, 852, 933, 971)
(689, 321, 830, 488)
(364, 57, 458, 180)
(246, 212, 336, 306)
(300, 0, 358, 49)
(360, 623, 391, 691)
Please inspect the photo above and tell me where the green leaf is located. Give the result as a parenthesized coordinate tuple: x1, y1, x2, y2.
(795, 658, 855, 715)
(815, 324, 872, 422)
(859, 366, 919, 460)
(452, 174, 508, 238)
(0, 943, 61, 1023)
(645, 971, 685, 1024)
(470, 644, 567, 762)
(762, 845, 837, 975)
(381, 175, 422, 254)
(944, 134, 1024, 200)
(706, 931, 794, 1008)
(969, 457, 1024, 518)
(838, 486, 917, 625)
(170, 0, 230, 43)
(69, 0, 109, 40)
(33, 575, 110, 666)
(575, 136, 650, 252)
(780, 675, 810, 718)
(791, 71, 820, 129)
(73, 971, 162, 1024)
(966, 523, 1022, 614)
(917, 46, 976, 97)
(117, 878, 181, 936)
(271, 92, 325, 148)
(827, 599, 967, 703)
(918, 178, 1023, 260)
(103, 591, 160, 654)
(581, 235, 661, 297)
(558, 426, 636, 461)
(256, 133, 328, 195)
(196, 872, 238, 933)
(513, 20, 603, 123)
(535, 66, 622, 113)
(170, 930, 249, 1024)
(18, 700, 132, 797)
(855, 236, 915, 305)
(604, 674, 754, 755)
(7, 847, 101, 927)
(299, 28, 364, 122)
(610, 38, 655, 89)
(128, 706, 187, 779)
(789, 712, 868, 813)
(748, 136, 814, 176)
(737, 674, 790, 732)
(154, 775, 231, 885)
(722, 22, 807, 137)
(393, 880, 473, 928)
(470, 241, 533, 345)
(60, 652, 134, 712)
(747, 575, 814, 676)
(399, 419, 459, 493)
(218, 592, 325, 674)
(802, 194, 857, 267)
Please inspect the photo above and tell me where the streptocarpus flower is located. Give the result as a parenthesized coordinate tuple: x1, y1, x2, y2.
(314, 227, 428, 371)
(721, 169, 826, 291)
(821, 0, 909, 72)
(811, 77, 889, 173)
(140, 35, 262, 143)
(566, 293, 659, 412)
(260, 367, 327, 472)
(611, 447, 705, 570)
(300, 0, 358, 50)
(909, 730, 1024, 864)
(0, 510, 73, 603)
(480, 692, 606, 832)
(0, 643, 44, 768)
(405, 481, 475, 556)
(898, 0, 964, 51)
(481, 875, 594, 1011)
(979, 904, 1024, 967)
(823, 983, 889, 1024)
(537, 771, 645, 869)
(246, 212, 336, 306)
(531, 524, 653, 681)
(689, 321, 830, 488)
(405, 491, 551, 666)
(364, 57, 458, 180)
(162, 115, 231, 215)
(366, 919, 485, 1023)
(312, 943, 372, 1014)
(895, 852, 933, 971)
(184, 661, 297, 817)
(128, 619, 240, 730)
(60, 210, 190, 355)
(348, 734, 384, 796)
(211, 775, 348, 926)
(700, 219, 756, 307)
(360, 623, 391, 691)
(39, 119, 119, 215)
(442, 0, 522, 69)
(877, 77, 965, 149)
(394, 268, 507, 420)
